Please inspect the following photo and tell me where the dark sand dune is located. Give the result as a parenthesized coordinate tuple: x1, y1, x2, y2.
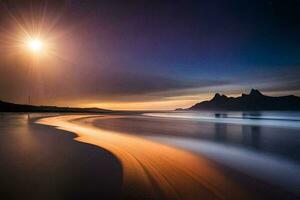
(0, 114, 122, 200)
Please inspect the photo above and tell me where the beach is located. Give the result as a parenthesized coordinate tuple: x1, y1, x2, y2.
(0, 112, 299, 200)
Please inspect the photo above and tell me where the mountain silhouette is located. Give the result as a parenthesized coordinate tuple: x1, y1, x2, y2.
(0, 100, 110, 113)
(187, 89, 300, 111)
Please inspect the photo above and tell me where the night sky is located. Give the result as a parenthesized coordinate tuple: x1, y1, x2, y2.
(1, 0, 300, 110)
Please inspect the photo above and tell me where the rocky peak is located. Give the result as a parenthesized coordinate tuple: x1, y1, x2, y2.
(249, 89, 263, 97)
(212, 93, 228, 101)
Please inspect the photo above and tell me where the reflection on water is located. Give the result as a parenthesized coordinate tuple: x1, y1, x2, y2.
(146, 111, 300, 128)
(93, 112, 300, 163)
(214, 123, 227, 142)
(242, 126, 261, 149)
(141, 111, 300, 162)
(213, 119, 261, 150)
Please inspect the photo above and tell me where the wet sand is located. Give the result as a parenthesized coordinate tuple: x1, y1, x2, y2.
(0, 114, 122, 200)
(36, 114, 290, 200)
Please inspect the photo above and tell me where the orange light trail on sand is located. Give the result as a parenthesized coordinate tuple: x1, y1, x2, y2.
(37, 115, 253, 200)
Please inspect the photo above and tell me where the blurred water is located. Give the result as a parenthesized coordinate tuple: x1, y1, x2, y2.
(141, 111, 300, 162)
(90, 111, 300, 195)
(140, 111, 300, 195)
(144, 111, 300, 128)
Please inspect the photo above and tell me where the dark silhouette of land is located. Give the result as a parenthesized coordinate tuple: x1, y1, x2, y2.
(185, 89, 300, 111)
(0, 100, 110, 113)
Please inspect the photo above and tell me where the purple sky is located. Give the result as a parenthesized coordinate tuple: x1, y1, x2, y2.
(0, 0, 300, 110)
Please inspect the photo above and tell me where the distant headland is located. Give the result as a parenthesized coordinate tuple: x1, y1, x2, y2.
(0, 100, 110, 113)
(178, 89, 300, 111)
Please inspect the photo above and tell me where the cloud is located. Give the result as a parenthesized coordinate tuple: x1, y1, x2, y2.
(49, 69, 230, 104)
(81, 71, 229, 96)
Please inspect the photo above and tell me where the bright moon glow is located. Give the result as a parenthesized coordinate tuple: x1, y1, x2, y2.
(27, 39, 43, 52)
